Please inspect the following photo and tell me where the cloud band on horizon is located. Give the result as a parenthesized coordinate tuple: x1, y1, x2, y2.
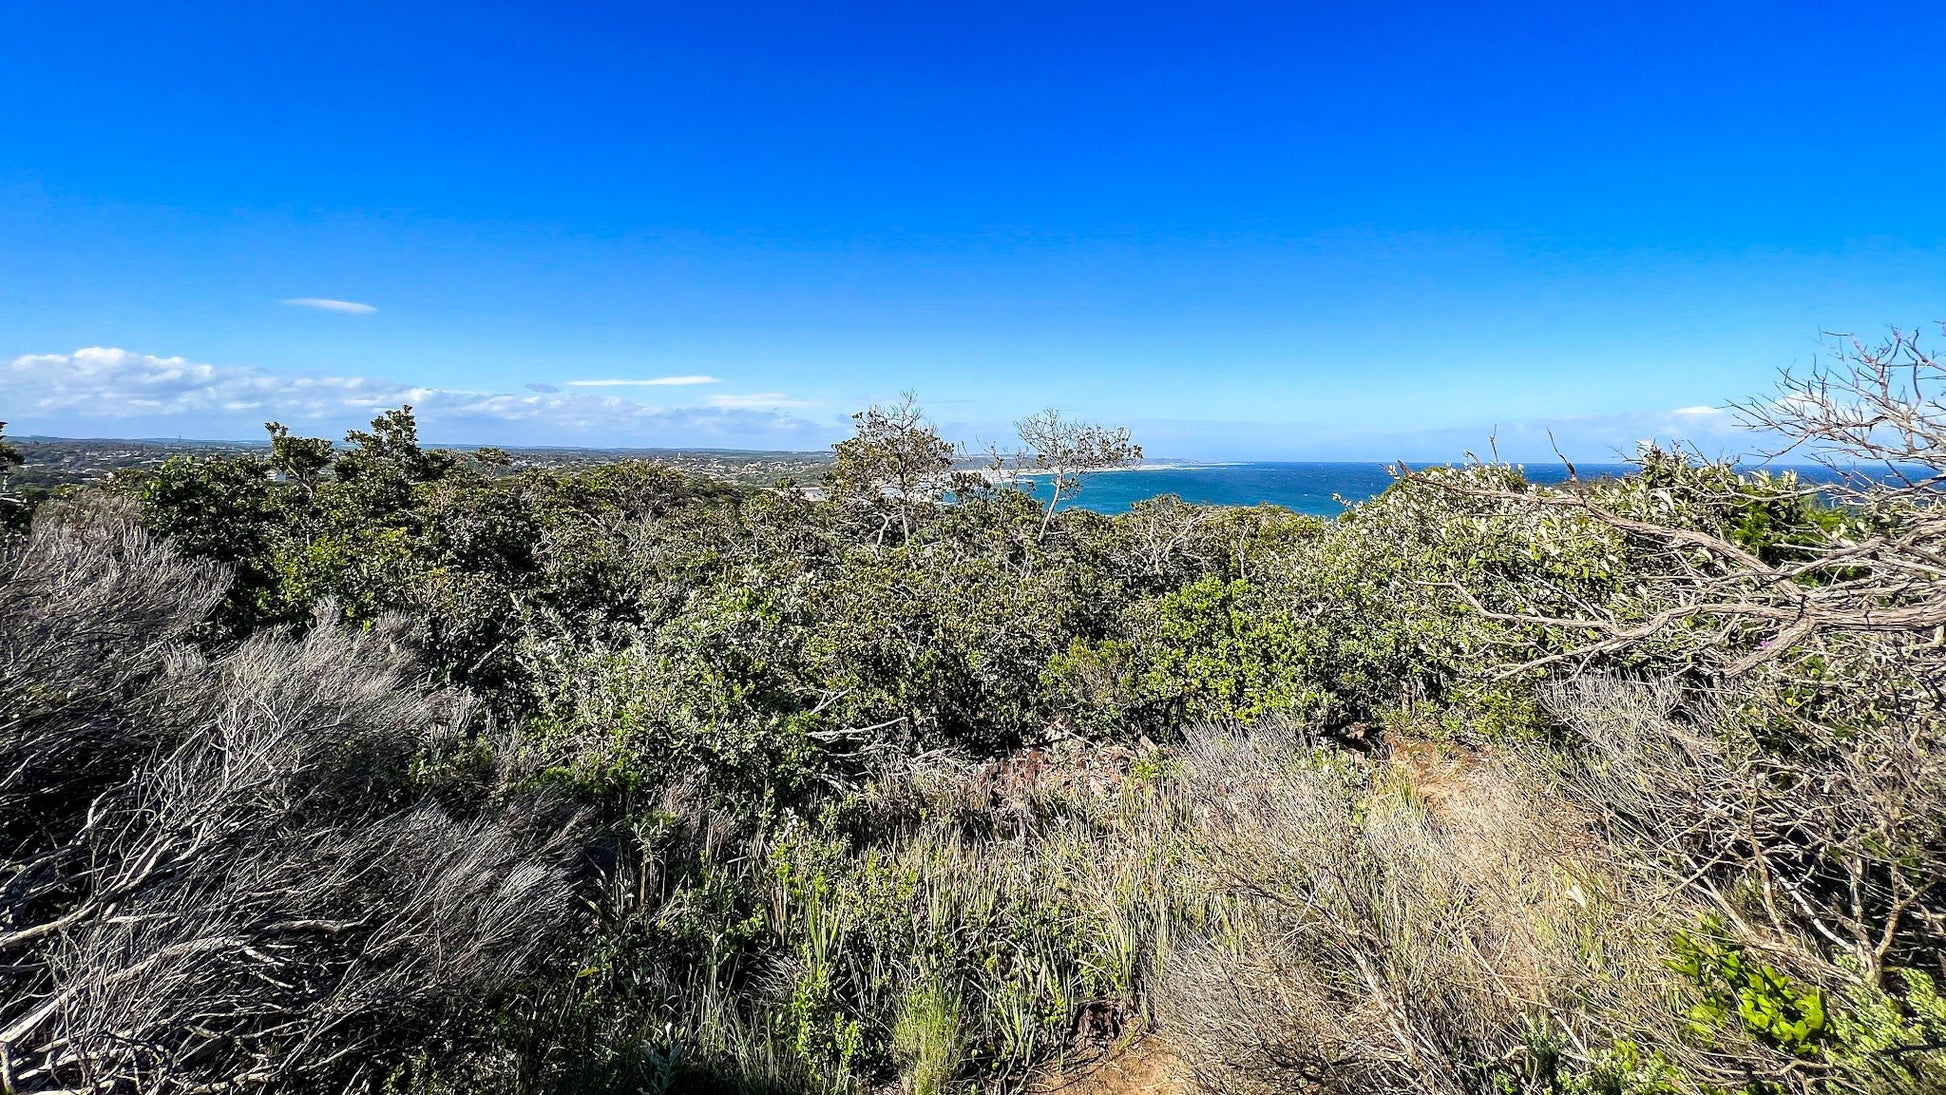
(3, 348, 833, 448)
(566, 376, 721, 387)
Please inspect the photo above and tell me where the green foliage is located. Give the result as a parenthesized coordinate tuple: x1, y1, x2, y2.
(1047, 464, 1627, 739)
(1050, 576, 1325, 731)
(1669, 921, 1946, 1090)
(1673, 923, 1831, 1057)
(520, 612, 823, 804)
(807, 542, 1095, 751)
(0, 422, 42, 534)
(1491, 1030, 1684, 1095)
(1560, 1042, 1685, 1095)
(135, 451, 291, 632)
(1826, 966, 1946, 1089)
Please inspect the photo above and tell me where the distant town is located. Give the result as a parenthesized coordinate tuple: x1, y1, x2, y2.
(7, 435, 836, 492)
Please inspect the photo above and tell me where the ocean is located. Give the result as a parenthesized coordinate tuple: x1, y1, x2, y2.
(1021, 461, 1826, 517)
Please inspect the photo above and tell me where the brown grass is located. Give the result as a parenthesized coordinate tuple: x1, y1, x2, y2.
(1152, 721, 1681, 1095)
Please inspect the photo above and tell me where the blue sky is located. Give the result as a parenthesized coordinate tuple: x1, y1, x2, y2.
(4, 1, 1944, 459)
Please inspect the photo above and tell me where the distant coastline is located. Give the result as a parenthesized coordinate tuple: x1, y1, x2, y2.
(9, 435, 1857, 521)
(1012, 460, 1852, 518)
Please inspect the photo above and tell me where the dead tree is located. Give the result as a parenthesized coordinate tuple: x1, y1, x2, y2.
(1419, 328, 1946, 679)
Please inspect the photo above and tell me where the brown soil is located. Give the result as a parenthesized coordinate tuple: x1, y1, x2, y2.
(1387, 735, 1476, 815)
(1028, 1033, 1190, 1095)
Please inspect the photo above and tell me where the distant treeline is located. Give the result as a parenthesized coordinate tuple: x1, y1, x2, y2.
(0, 429, 836, 497)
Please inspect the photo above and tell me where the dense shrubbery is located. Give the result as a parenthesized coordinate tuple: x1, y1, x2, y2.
(8, 333, 1946, 1093)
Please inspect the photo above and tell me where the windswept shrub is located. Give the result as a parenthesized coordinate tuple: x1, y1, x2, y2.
(0, 503, 581, 1094)
(0, 495, 226, 833)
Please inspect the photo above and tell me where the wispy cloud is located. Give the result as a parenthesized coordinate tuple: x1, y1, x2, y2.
(566, 375, 721, 387)
(283, 298, 377, 314)
(4, 348, 839, 448)
(1671, 405, 1726, 416)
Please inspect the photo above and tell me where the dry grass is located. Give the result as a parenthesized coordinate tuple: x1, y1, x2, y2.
(1152, 721, 1681, 1095)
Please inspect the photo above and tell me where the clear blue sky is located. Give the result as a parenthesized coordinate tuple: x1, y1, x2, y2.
(4, 1, 1943, 458)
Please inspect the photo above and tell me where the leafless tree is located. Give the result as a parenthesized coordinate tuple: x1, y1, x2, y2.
(1736, 326, 1946, 495)
(1417, 329, 1946, 678)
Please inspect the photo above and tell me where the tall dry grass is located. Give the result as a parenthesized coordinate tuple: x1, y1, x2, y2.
(1149, 722, 1683, 1095)
(541, 718, 1705, 1094)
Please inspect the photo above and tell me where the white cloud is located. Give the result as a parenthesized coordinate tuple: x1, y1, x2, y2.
(283, 298, 377, 314)
(566, 375, 721, 387)
(1671, 405, 1725, 416)
(707, 392, 819, 410)
(3, 348, 839, 448)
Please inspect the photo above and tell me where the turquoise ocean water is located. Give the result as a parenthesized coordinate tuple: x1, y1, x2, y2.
(1024, 462, 1832, 517)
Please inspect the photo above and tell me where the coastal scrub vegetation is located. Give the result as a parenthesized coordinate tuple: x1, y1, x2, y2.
(6, 329, 1946, 1093)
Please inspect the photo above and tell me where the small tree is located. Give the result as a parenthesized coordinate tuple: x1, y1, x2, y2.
(265, 421, 335, 492)
(333, 405, 464, 483)
(0, 423, 23, 524)
(1008, 408, 1142, 541)
(826, 392, 956, 547)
